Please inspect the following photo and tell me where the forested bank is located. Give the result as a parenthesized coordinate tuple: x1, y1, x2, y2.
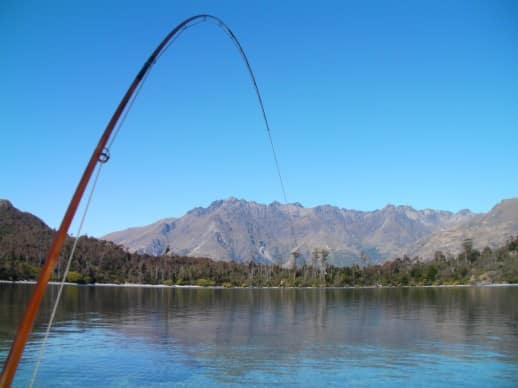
(1, 234, 516, 287)
(1, 198, 516, 286)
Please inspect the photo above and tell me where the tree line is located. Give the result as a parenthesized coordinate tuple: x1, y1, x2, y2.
(1, 234, 516, 287)
(1, 200, 516, 286)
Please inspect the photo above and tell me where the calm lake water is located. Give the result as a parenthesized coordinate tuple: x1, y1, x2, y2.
(1, 284, 517, 387)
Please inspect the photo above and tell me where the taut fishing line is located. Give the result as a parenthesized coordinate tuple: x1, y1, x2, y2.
(28, 14, 297, 385)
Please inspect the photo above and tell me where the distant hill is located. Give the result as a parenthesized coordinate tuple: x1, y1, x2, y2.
(102, 197, 486, 265)
(408, 198, 518, 260)
(0, 199, 55, 261)
(0, 199, 230, 284)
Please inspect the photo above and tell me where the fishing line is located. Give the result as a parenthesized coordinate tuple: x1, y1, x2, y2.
(203, 17, 299, 252)
(110, 16, 298, 255)
(106, 70, 150, 151)
(27, 15, 296, 385)
(29, 164, 104, 387)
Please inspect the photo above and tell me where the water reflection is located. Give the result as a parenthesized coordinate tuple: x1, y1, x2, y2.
(1, 284, 517, 386)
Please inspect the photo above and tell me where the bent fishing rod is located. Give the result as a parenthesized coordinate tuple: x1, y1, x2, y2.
(1, 14, 290, 387)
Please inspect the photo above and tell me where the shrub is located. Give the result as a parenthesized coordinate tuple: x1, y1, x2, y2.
(66, 271, 84, 284)
(196, 278, 216, 287)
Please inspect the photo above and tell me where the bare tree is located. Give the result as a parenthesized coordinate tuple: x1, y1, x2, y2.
(320, 248, 329, 283)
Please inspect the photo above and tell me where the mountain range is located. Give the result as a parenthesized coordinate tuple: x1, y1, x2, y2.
(102, 197, 518, 265)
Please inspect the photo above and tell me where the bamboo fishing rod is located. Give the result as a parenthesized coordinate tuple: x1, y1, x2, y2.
(1, 14, 291, 387)
(0, 15, 224, 387)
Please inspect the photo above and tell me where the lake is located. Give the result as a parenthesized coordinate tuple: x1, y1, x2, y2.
(1, 284, 517, 387)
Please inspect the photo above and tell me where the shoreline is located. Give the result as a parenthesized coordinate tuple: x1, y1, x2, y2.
(1, 279, 517, 289)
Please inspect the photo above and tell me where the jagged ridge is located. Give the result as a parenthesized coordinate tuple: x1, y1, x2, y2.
(102, 197, 504, 265)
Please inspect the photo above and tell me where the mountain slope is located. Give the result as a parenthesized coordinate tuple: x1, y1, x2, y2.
(0, 199, 236, 284)
(102, 198, 478, 265)
(408, 198, 518, 260)
(0, 199, 55, 261)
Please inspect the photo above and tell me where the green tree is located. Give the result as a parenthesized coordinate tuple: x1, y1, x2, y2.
(66, 271, 84, 284)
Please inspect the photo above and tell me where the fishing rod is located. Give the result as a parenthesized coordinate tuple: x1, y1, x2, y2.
(1, 14, 292, 387)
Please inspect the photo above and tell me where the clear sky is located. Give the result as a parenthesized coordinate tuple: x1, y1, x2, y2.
(1, 0, 517, 237)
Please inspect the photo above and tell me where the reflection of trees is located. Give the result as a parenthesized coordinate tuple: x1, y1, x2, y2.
(1, 285, 517, 368)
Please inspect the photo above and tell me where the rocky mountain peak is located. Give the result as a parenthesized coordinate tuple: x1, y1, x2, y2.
(100, 198, 499, 265)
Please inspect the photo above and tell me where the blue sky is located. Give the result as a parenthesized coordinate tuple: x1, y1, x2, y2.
(1, 0, 517, 237)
